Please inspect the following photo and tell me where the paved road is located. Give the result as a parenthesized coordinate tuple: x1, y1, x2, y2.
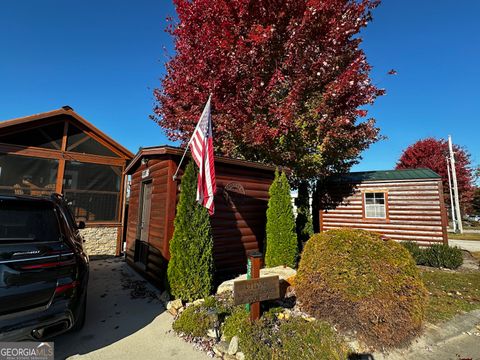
(449, 239, 480, 252)
(54, 258, 208, 360)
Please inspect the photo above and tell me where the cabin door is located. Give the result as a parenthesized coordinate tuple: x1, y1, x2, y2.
(139, 181, 152, 242)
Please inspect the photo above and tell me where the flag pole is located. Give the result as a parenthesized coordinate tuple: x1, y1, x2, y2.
(172, 94, 212, 181)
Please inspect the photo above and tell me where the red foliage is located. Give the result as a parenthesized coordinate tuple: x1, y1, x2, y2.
(153, 0, 384, 180)
(396, 138, 475, 212)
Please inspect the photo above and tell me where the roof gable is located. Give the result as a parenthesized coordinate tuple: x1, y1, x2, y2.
(0, 106, 134, 159)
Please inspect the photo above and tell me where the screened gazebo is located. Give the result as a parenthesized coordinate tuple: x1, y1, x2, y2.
(0, 106, 134, 255)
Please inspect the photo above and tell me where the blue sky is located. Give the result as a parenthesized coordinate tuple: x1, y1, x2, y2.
(0, 0, 478, 172)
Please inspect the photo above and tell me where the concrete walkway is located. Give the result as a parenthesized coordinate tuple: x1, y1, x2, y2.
(374, 310, 480, 360)
(54, 258, 209, 360)
(449, 239, 480, 252)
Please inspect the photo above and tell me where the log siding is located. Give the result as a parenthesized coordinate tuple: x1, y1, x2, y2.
(320, 179, 448, 245)
(125, 147, 275, 287)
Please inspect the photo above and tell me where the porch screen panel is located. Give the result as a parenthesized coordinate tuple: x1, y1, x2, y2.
(67, 124, 120, 157)
(63, 161, 121, 222)
(0, 122, 64, 150)
(0, 154, 58, 196)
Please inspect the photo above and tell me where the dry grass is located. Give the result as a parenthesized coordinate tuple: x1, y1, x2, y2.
(420, 268, 480, 324)
(448, 232, 480, 241)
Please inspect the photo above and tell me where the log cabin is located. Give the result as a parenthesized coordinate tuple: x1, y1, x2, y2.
(124, 146, 276, 286)
(318, 168, 449, 245)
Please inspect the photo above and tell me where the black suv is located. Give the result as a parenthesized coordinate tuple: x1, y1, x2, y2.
(0, 194, 89, 340)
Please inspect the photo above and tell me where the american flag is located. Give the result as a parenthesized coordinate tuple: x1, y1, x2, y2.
(188, 95, 216, 215)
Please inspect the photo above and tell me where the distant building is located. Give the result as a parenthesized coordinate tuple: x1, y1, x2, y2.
(318, 169, 448, 245)
(0, 106, 133, 255)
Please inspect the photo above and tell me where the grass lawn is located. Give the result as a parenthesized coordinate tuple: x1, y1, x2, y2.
(448, 232, 480, 241)
(421, 268, 480, 323)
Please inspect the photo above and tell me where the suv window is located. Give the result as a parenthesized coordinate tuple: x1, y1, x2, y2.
(0, 200, 61, 242)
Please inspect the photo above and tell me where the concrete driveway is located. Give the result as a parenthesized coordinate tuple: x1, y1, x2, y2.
(54, 258, 209, 360)
(449, 239, 480, 252)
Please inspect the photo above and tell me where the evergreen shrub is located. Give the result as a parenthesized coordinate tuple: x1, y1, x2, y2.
(295, 229, 428, 349)
(401, 241, 425, 264)
(265, 170, 298, 268)
(422, 244, 463, 269)
(172, 304, 215, 337)
(167, 161, 214, 301)
(401, 242, 463, 269)
(222, 309, 348, 360)
(295, 181, 314, 247)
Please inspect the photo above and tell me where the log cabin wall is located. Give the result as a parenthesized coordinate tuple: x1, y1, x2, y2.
(319, 176, 449, 245)
(125, 147, 275, 287)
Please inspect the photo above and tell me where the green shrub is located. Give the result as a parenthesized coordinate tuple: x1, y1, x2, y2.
(423, 244, 463, 269)
(265, 170, 298, 268)
(222, 306, 249, 342)
(223, 310, 348, 360)
(402, 242, 463, 269)
(295, 229, 428, 349)
(173, 296, 228, 337)
(167, 161, 214, 301)
(274, 318, 349, 360)
(401, 241, 426, 264)
(172, 304, 216, 337)
(295, 181, 314, 246)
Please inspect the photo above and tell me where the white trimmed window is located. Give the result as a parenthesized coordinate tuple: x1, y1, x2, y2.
(364, 192, 386, 219)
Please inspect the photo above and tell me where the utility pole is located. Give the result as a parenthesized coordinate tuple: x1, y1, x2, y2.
(448, 135, 463, 233)
(446, 157, 457, 232)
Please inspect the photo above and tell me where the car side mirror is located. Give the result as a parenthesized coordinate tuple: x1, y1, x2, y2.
(77, 221, 86, 230)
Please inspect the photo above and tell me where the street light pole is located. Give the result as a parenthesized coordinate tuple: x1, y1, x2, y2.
(446, 157, 457, 232)
(448, 135, 463, 234)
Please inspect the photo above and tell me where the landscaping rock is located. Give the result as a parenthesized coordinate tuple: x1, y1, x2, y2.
(217, 266, 297, 294)
(168, 307, 178, 317)
(227, 336, 239, 355)
(193, 298, 205, 306)
(213, 341, 229, 357)
(167, 299, 183, 310)
(235, 352, 245, 360)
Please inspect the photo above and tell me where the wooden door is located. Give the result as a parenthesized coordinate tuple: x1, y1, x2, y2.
(139, 181, 152, 242)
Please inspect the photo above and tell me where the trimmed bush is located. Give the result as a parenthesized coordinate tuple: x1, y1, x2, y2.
(173, 296, 230, 337)
(295, 181, 314, 246)
(222, 309, 348, 360)
(265, 170, 298, 268)
(222, 306, 249, 342)
(274, 317, 349, 360)
(423, 244, 463, 269)
(401, 241, 425, 264)
(295, 229, 428, 349)
(401, 242, 463, 270)
(167, 161, 214, 301)
(172, 304, 215, 337)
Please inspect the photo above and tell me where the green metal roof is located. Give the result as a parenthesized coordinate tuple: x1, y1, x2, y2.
(336, 168, 441, 182)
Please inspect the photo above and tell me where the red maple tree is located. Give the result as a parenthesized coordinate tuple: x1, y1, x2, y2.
(396, 138, 475, 212)
(153, 0, 384, 181)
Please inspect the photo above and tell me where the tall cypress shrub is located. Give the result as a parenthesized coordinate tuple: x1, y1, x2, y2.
(265, 170, 298, 268)
(167, 161, 214, 301)
(295, 181, 314, 246)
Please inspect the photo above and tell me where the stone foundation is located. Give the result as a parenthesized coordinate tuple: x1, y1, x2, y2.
(80, 226, 118, 256)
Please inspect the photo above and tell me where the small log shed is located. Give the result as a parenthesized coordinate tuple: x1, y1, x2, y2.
(124, 146, 276, 286)
(318, 168, 449, 245)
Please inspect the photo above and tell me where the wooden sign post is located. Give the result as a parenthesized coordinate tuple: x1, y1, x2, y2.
(233, 251, 280, 321)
